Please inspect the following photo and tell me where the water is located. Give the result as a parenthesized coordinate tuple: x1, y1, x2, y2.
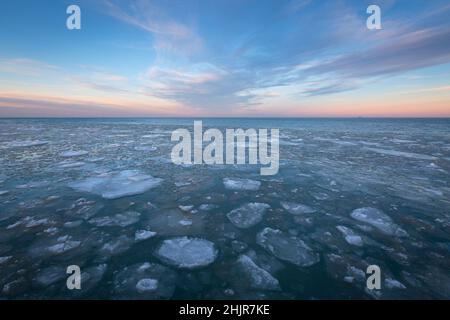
(0, 118, 449, 299)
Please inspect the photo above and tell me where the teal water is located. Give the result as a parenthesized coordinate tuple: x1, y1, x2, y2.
(0, 118, 449, 299)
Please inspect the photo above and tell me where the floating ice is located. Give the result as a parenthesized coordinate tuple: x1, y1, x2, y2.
(256, 228, 319, 267)
(78, 264, 108, 294)
(350, 207, 407, 237)
(363, 147, 437, 161)
(100, 235, 133, 256)
(336, 226, 364, 247)
(58, 161, 85, 168)
(7, 140, 48, 148)
(89, 211, 141, 227)
(60, 150, 88, 157)
(385, 278, 406, 289)
(135, 230, 157, 241)
(69, 170, 163, 199)
(199, 204, 218, 211)
(235, 255, 280, 291)
(47, 239, 81, 254)
(281, 201, 316, 215)
(154, 237, 218, 269)
(113, 262, 176, 299)
(223, 178, 261, 191)
(136, 278, 159, 293)
(0, 256, 12, 264)
(179, 219, 192, 226)
(179, 205, 194, 212)
(226, 203, 270, 229)
(175, 181, 191, 187)
(34, 266, 65, 287)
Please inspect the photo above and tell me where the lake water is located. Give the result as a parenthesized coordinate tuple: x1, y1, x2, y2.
(0, 118, 449, 299)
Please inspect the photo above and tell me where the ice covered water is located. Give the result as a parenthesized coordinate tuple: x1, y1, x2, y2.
(154, 237, 218, 269)
(69, 170, 163, 199)
(257, 228, 320, 267)
(350, 207, 407, 237)
(281, 201, 316, 215)
(226, 203, 270, 229)
(223, 178, 261, 191)
(234, 255, 280, 291)
(0, 118, 450, 299)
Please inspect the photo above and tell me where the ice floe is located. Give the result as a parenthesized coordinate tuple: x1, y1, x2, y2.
(89, 211, 141, 227)
(256, 228, 319, 267)
(154, 237, 218, 269)
(0, 256, 12, 264)
(136, 278, 159, 293)
(60, 150, 88, 157)
(235, 254, 280, 291)
(135, 230, 157, 241)
(350, 207, 407, 237)
(6, 140, 48, 148)
(385, 278, 406, 289)
(34, 266, 65, 287)
(69, 170, 163, 199)
(226, 203, 270, 229)
(113, 262, 176, 299)
(199, 204, 218, 211)
(100, 235, 133, 256)
(281, 201, 316, 214)
(336, 226, 364, 247)
(223, 178, 261, 191)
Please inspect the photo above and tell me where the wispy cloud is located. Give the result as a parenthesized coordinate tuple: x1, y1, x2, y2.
(306, 27, 450, 79)
(102, 0, 203, 57)
(0, 58, 61, 77)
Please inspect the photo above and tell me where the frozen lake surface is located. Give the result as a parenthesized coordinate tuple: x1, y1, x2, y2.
(0, 118, 450, 299)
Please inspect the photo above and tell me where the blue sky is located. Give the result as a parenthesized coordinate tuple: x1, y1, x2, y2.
(1, 0, 450, 117)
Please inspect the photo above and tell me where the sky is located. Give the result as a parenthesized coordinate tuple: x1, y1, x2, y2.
(0, 0, 449, 117)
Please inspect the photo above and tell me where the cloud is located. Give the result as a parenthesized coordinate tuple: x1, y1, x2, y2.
(282, 0, 313, 15)
(306, 27, 450, 79)
(0, 58, 61, 77)
(0, 93, 192, 117)
(101, 0, 203, 57)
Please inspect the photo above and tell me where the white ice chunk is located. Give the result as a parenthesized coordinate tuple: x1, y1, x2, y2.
(350, 207, 407, 237)
(100, 235, 133, 256)
(179, 219, 192, 226)
(89, 211, 141, 227)
(336, 226, 364, 247)
(227, 203, 270, 229)
(47, 238, 81, 254)
(135, 230, 157, 241)
(136, 278, 159, 293)
(154, 237, 218, 269)
(0, 256, 12, 264)
(223, 178, 261, 191)
(69, 170, 163, 199)
(199, 204, 218, 211)
(281, 201, 316, 214)
(7, 140, 48, 148)
(236, 255, 280, 291)
(256, 227, 319, 267)
(178, 205, 194, 212)
(58, 161, 85, 168)
(34, 266, 65, 287)
(385, 278, 406, 289)
(60, 150, 88, 157)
